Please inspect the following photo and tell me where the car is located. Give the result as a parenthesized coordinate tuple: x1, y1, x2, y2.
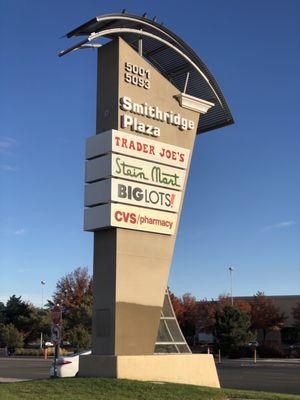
(50, 350, 91, 378)
(248, 341, 259, 347)
(44, 341, 54, 347)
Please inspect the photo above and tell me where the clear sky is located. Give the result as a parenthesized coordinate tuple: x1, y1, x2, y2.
(0, 0, 299, 306)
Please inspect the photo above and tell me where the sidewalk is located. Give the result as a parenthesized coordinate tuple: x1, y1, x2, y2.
(0, 377, 29, 383)
(217, 357, 300, 365)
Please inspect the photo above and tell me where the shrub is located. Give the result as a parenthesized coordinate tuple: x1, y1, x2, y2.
(1, 324, 23, 348)
(228, 345, 254, 359)
(14, 347, 71, 357)
(257, 343, 285, 358)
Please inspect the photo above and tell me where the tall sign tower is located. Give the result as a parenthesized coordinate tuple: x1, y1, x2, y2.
(60, 12, 233, 387)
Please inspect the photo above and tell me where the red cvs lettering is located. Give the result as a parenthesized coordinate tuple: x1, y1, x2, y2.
(115, 211, 136, 224)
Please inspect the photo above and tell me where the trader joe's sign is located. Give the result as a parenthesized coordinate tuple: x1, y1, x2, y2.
(86, 129, 190, 169)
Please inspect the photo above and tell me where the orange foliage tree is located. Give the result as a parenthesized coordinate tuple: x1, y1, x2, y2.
(293, 302, 300, 330)
(169, 290, 198, 340)
(251, 292, 286, 342)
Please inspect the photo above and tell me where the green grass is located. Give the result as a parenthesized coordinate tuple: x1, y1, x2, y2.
(0, 378, 299, 400)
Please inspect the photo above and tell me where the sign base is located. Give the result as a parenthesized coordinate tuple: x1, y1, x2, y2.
(78, 354, 220, 388)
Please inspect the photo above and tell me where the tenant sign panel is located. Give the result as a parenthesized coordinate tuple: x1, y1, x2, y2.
(85, 153, 186, 191)
(84, 203, 177, 235)
(86, 129, 190, 169)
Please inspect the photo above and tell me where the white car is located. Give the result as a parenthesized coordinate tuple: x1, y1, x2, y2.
(50, 350, 91, 378)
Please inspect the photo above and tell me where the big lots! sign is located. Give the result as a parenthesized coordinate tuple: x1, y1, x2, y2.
(84, 178, 182, 213)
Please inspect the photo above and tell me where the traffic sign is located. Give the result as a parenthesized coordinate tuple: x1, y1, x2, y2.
(51, 305, 62, 325)
(51, 324, 61, 346)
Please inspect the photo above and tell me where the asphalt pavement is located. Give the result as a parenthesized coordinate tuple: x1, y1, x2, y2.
(217, 360, 300, 395)
(0, 357, 52, 380)
(0, 357, 299, 395)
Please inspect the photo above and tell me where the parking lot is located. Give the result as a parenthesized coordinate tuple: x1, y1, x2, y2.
(0, 357, 299, 395)
(217, 360, 300, 395)
(0, 357, 52, 381)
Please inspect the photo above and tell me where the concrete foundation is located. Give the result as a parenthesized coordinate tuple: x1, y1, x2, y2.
(78, 354, 220, 388)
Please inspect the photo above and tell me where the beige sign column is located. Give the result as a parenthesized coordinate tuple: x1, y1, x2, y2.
(91, 38, 210, 356)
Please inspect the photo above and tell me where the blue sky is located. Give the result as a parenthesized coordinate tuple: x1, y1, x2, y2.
(0, 0, 299, 306)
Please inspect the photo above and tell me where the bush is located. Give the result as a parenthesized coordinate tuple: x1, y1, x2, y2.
(14, 347, 71, 357)
(67, 325, 91, 353)
(228, 346, 254, 359)
(257, 343, 285, 358)
(1, 324, 24, 348)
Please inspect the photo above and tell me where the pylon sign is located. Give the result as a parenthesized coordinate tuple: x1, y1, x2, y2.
(60, 12, 233, 387)
(81, 37, 214, 356)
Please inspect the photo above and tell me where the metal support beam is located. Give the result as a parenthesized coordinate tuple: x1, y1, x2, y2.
(183, 72, 190, 93)
(138, 36, 143, 56)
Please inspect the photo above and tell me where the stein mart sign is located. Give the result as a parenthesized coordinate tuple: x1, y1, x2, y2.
(84, 203, 177, 235)
(85, 153, 186, 191)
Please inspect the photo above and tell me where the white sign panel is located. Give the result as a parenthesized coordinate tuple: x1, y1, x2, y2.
(85, 178, 182, 213)
(84, 203, 177, 235)
(86, 129, 190, 169)
(85, 153, 186, 191)
(51, 324, 61, 346)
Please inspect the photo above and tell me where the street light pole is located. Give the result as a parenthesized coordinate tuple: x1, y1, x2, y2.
(229, 267, 234, 306)
(40, 280, 46, 349)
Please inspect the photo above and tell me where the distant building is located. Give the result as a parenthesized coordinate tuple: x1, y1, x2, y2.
(196, 295, 300, 345)
(235, 295, 300, 344)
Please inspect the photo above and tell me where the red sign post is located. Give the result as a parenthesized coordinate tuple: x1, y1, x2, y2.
(51, 305, 62, 326)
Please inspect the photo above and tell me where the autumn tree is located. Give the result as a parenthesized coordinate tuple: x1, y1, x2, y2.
(52, 267, 93, 348)
(169, 290, 198, 340)
(218, 295, 251, 315)
(197, 300, 217, 333)
(169, 289, 184, 321)
(292, 302, 300, 331)
(197, 295, 251, 335)
(251, 292, 286, 342)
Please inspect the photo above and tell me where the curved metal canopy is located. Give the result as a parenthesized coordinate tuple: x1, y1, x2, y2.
(60, 13, 234, 134)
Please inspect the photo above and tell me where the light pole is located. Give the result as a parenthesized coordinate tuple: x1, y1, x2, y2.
(40, 280, 46, 349)
(229, 267, 234, 305)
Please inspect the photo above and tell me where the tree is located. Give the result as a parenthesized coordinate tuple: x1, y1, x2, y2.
(214, 305, 254, 355)
(170, 291, 198, 339)
(0, 302, 5, 325)
(5, 295, 31, 332)
(197, 295, 251, 335)
(68, 324, 91, 353)
(52, 267, 93, 347)
(24, 307, 51, 344)
(1, 324, 24, 349)
(169, 289, 184, 321)
(197, 299, 217, 333)
(218, 295, 251, 315)
(251, 292, 286, 342)
(292, 302, 300, 331)
(4, 295, 41, 345)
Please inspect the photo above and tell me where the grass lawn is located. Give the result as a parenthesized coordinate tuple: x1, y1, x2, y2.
(0, 378, 299, 400)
